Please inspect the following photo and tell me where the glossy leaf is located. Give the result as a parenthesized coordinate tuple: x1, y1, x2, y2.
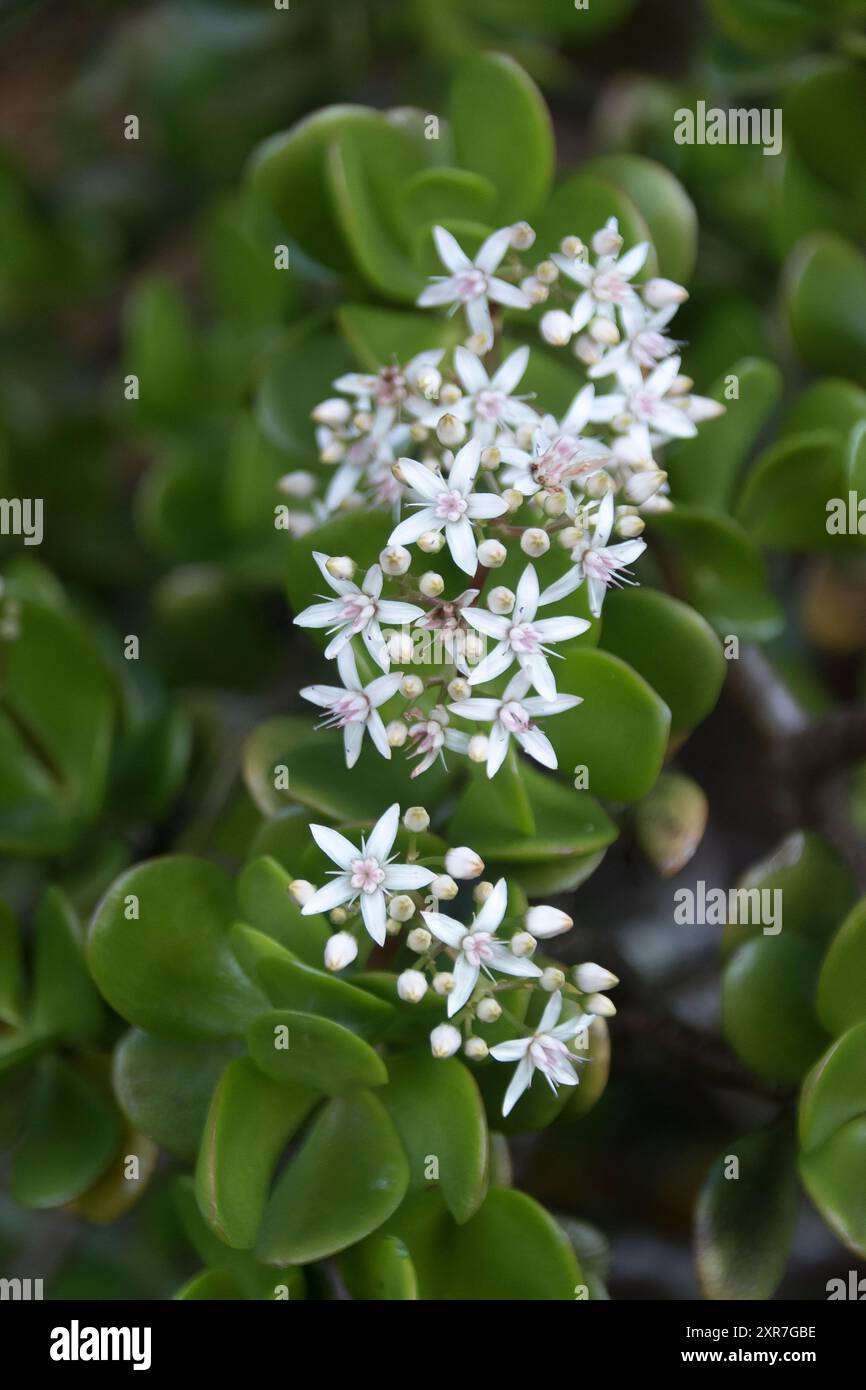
(739, 429, 847, 551)
(634, 772, 708, 877)
(247, 1009, 387, 1095)
(448, 761, 617, 862)
(722, 935, 829, 1084)
(585, 154, 697, 282)
(339, 1233, 418, 1300)
(817, 899, 866, 1036)
(800, 1116, 866, 1258)
(10, 1058, 121, 1209)
(337, 303, 463, 372)
(237, 856, 330, 969)
(113, 1030, 243, 1160)
(722, 832, 856, 960)
(800, 1023, 866, 1155)
(535, 172, 650, 276)
(31, 888, 104, 1044)
(449, 52, 553, 221)
(784, 233, 866, 385)
(0, 900, 23, 1026)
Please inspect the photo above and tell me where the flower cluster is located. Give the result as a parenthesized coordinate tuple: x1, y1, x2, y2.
(290, 802, 619, 1116)
(286, 216, 721, 783)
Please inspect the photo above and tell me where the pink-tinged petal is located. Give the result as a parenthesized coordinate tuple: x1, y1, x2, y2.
(548, 1057, 580, 1087)
(309, 823, 359, 871)
(552, 1011, 593, 1041)
(336, 643, 362, 690)
(486, 720, 510, 777)
(417, 280, 459, 307)
(363, 564, 383, 599)
(487, 945, 543, 979)
(538, 567, 583, 607)
(344, 720, 366, 768)
(333, 372, 377, 396)
(294, 599, 345, 629)
(466, 296, 493, 344)
(365, 709, 393, 761)
(462, 607, 510, 639)
(434, 225, 471, 272)
(516, 725, 557, 769)
(490, 1037, 531, 1061)
(538, 991, 563, 1033)
(399, 457, 445, 501)
(491, 344, 530, 396)
(501, 1054, 534, 1116)
(473, 877, 508, 934)
(524, 652, 557, 701)
(487, 277, 531, 310)
(449, 438, 481, 494)
(448, 696, 501, 721)
(467, 640, 514, 687)
(446, 515, 478, 576)
(421, 911, 467, 950)
(365, 802, 400, 862)
(523, 693, 581, 717)
(389, 507, 440, 546)
(616, 241, 650, 279)
(301, 875, 354, 916)
(454, 345, 489, 395)
(589, 392, 626, 422)
(475, 226, 513, 273)
(324, 626, 356, 661)
(587, 576, 608, 619)
(447, 955, 481, 1017)
(467, 492, 508, 521)
(365, 672, 403, 707)
(646, 353, 681, 397)
(385, 864, 436, 892)
(570, 291, 593, 332)
(534, 614, 590, 643)
(652, 405, 696, 439)
(553, 253, 591, 287)
(361, 890, 387, 946)
(514, 563, 540, 623)
(300, 683, 344, 708)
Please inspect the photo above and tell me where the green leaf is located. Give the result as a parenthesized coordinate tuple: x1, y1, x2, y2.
(237, 856, 330, 969)
(784, 233, 866, 386)
(601, 588, 725, 738)
(634, 772, 708, 877)
(695, 1121, 799, 1300)
(175, 1270, 247, 1301)
(738, 429, 848, 551)
(449, 52, 554, 221)
(650, 505, 784, 641)
(337, 303, 462, 370)
(786, 62, 866, 205)
(10, 1058, 121, 1209)
(449, 762, 617, 862)
(708, 0, 826, 54)
(817, 899, 866, 1036)
(247, 1009, 387, 1095)
(584, 154, 697, 283)
(722, 935, 829, 1084)
(665, 358, 783, 512)
(381, 1052, 488, 1223)
(800, 1023, 866, 1154)
(800, 1116, 866, 1258)
(781, 378, 866, 438)
(722, 832, 856, 960)
(535, 171, 651, 273)
(31, 888, 104, 1044)
(561, 1015, 610, 1120)
(88, 857, 268, 1040)
(113, 1030, 243, 1161)
(0, 900, 23, 1026)
(174, 1176, 305, 1300)
(196, 1057, 318, 1250)
(255, 320, 356, 456)
(256, 1091, 409, 1265)
(339, 1233, 418, 1300)
(544, 647, 671, 803)
(397, 167, 497, 243)
(123, 276, 203, 423)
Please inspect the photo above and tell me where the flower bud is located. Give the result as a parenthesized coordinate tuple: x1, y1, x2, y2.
(436, 413, 466, 447)
(535, 259, 559, 285)
(585, 471, 614, 499)
(407, 926, 431, 952)
(592, 223, 623, 256)
(431, 874, 458, 900)
(540, 309, 573, 347)
(445, 846, 484, 880)
(573, 962, 620, 993)
(520, 527, 550, 557)
(589, 315, 620, 346)
(474, 880, 494, 903)
(353, 411, 374, 432)
(448, 676, 471, 700)
(625, 469, 667, 505)
(468, 734, 489, 763)
(441, 382, 463, 406)
(329, 907, 348, 925)
(403, 806, 430, 832)
(558, 525, 583, 549)
(464, 631, 485, 664)
(380, 545, 411, 575)
(418, 530, 445, 554)
(511, 931, 537, 958)
(510, 221, 536, 250)
(573, 333, 601, 366)
(477, 538, 506, 568)
(503, 488, 524, 513)
(386, 916, 402, 935)
(326, 555, 355, 581)
(476, 997, 502, 1023)
(430, 1022, 461, 1058)
(312, 397, 351, 427)
(288, 879, 315, 907)
(419, 571, 444, 598)
(560, 235, 585, 258)
(584, 992, 617, 1017)
(386, 719, 408, 748)
(433, 971, 456, 996)
(541, 967, 566, 992)
(480, 446, 501, 471)
(320, 440, 346, 464)
(643, 277, 688, 308)
(544, 491, 568, 518)
(390, 895, 416, 923)
(414, 366, 441, 399)
(615, 513, 645, 539)
(277, 471, 316, 498)
(464, 1037, 489, 1061)
(400, 674, 424, 698)
(488, 585, 515, 615)
(387, 631, 414, 664)
(324, 931, 358, 972)
(520, 275, 548, 305)
(526, 905, 573, 939)
(397, 969, 428, 1003)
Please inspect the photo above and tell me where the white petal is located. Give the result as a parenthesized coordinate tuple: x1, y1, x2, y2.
(344, 721, 366, 768)
(454, 345, 489, 395)
(462, 607, 509, 639)
(385, 864, 436, 891)
(552, 1011, 593, 1041)
(490, 1037, 532, 1061)
(522, 693, 581, 716)
(646, 353, 681, 397)
(560, 383, 595, 434)
(446, 516, 479, 575)
(418, 280, 459, 307)
(398, 457, 445, 501)
(448, 696, 501, 721)
(594, 489, 615, 547)
(467, 491, 508, 521)
(514, 564, 540, 623)
(616, 241, 650, 279)
(570, 291, 593, 331)
(487, 945, 543, 979)
(524, 652, 557, 701)
(434, 225, 471, 272)
(501, 1054, 534, 1116)
(389, 507, 440, 546)
(466, 296, 493, 344)
(365, 709, 393, 761)
(467, 641, 515, 687)
(376, 599, 425, 625)
(473, 877, 508, 934)
(538, 568, 583, 606)
(310, 824, 359, 869)
(538, 990, 563, 1033)
(447, 955, 480, 1016)
(365, 803, 400, 862)
(449, 438, 481, 494)
(299, 683, 345, 708)
(487, 277, 532, 310)
(294, 599, 345, 629)
(491, 345, 530, 396)
(486, 720, 510, 777)
(421, 911, 467, 950)
(516, 726, 557, 769)
(361, 890, 387, 946)
(534, 614, 591, 643)
(475, 226, 513, 273)
(365, 673, 403, 707)
(302, 875, 354, 916)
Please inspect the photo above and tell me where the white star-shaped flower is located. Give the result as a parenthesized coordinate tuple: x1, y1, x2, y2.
(591, 354, 697, 455)
(302, 803, 435, 947)
(417, 226, 531, 348)
(421, 878, 542, 1016)
(432, 345, 537, 445)
(406, 705, 470, 779)
(463, 564, 590, 700)
(490, 991, 592, 1116)
(554, 222, 649, 334)
(588, 299, 679, 392)
(388, 438, 508, 575)
(300, 645, 402, 768)
(294, 553, 424, 671)
(540, 491, 646, 616)
(448, 669, 581, 777)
